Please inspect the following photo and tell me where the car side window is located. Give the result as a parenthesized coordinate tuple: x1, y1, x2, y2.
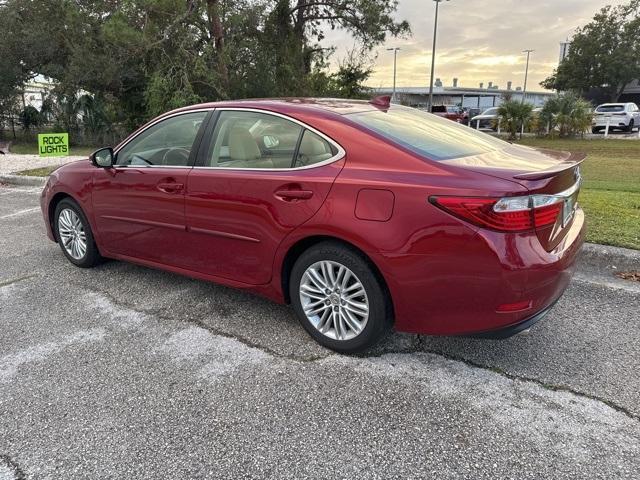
(294, 130, 336, 168)
(116, 112, 207, 167)
(204, 111, 303, 169)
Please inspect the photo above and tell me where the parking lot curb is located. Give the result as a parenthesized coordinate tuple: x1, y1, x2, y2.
(0, 174, 47, 187)
(580, 243, 640, 272)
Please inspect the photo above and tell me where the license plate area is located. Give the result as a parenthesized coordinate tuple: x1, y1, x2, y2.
(562, 192, 578, 227)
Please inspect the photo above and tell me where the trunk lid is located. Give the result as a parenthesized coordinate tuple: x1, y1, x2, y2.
(441, 144, 585, 251)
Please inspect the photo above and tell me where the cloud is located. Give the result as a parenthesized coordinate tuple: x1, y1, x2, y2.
(322, 0, 627, 91)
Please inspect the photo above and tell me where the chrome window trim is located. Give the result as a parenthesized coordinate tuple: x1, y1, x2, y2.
(193, 107, 346, 172)
(112, 108, 214, 168)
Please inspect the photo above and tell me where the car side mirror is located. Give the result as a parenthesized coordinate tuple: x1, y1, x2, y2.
(90, 147, 114, 168)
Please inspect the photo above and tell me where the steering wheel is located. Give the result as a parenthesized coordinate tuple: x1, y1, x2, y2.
(161, 147, 190, 166)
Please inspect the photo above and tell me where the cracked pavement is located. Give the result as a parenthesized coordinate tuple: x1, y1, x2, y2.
(1, 184, 639, 479)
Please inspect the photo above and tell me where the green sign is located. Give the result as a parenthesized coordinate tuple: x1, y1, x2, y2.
(38, 133, 69, 157)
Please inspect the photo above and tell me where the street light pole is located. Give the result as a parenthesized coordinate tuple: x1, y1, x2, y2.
(387, 47, 401, 103)
(521, 49, 534, 104)
(428, 0, 449, 112)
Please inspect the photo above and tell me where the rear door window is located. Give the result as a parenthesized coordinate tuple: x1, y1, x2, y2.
(204, 111, 303, 169)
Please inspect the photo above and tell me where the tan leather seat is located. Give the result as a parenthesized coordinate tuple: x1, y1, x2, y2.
(297, 133, 333, 166)
(226, 127, 274, 168)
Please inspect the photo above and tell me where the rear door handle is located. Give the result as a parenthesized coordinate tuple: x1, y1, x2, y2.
(157, 182, 184, 194)
(274, 189, 314, 201)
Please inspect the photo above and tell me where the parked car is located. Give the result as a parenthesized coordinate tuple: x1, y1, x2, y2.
(41, 97, 585, 353)
(470, 107, 499, 130)
(461, 107, 481, 126)
(592, 102, 640, 133)
(431, 105, 464, 123)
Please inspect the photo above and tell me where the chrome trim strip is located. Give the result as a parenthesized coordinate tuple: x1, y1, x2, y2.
(188, 226, 261, 243)
(553, 176, 582, 199)
(100, 215, 185, 231)
(113, 165, 193, 170)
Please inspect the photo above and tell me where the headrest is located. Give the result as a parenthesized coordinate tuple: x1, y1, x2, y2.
(229, 127, 261, 161)
(299, 133, 328, 157)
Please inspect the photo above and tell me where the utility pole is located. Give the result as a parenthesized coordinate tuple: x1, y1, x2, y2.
(387, 47, 401, 103)
(521, 49, 534, 104)
(428, 0, 450, 112)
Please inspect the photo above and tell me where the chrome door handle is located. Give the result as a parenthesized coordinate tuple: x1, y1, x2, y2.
(274, 189, 313, 201)
(157, 182, 184, 194)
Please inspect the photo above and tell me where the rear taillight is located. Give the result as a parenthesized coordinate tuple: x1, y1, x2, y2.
(430, 195, 563, 232)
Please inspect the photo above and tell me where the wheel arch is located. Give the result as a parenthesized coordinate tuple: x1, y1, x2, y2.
(48, 192, 76, 242)
(280, 235, 395, 320)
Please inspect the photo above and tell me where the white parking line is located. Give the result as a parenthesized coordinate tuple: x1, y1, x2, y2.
(0, 187, 42, 195)
(0, 207, 40, 219)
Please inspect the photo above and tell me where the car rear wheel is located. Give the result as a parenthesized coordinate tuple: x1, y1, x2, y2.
(626, 119, 635, 132)
(591, 127, 601, 134)
(290, 241, 391, 353)
(54, 198, 102, 268)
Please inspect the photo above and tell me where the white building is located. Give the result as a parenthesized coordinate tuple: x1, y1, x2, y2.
(375, 80, 554, 110)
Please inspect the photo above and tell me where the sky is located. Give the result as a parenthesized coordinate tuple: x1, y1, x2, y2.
(323, 0, 625, 92)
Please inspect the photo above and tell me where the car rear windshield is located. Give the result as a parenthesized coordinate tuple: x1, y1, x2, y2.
(348, 106, 507, 160)
(596, 105, 624, 112)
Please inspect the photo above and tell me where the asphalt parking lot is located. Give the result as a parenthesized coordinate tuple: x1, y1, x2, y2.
(1, 184, 639, 479)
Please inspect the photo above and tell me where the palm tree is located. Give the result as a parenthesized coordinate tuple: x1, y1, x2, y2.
(540, 93, 593, 137)
(497, 100, 533, 140)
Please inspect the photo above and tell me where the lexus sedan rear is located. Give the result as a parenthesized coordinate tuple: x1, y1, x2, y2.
(41, 98, 585, 353)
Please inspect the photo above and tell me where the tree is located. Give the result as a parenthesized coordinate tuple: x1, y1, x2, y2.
(541, 0, 640, 101)
(497, 100, 533, 140)
(539, 93, 593, 138)
(328, 49, 373, 98)
(0, 0, 409, 135)
(19, 105, 42, 132)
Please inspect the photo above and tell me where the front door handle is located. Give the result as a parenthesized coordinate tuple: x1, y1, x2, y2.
(274, 189, 314, 201)
(157, 182, 184, 194)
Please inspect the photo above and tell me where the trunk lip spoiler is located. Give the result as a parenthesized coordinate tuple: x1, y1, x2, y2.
(513, 151, 586, 180)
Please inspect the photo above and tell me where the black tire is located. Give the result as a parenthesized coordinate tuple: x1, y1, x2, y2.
(53, 198, 102, 268)
(591, 127, 601, 134)
(289, 241, 392, 353)
(626, 119, 634, 133)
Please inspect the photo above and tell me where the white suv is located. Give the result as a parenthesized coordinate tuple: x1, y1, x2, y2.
(592, 102, 640, 133)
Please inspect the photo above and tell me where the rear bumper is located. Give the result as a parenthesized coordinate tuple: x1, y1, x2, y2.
(468, 299, 558, 339)
(593, 118, 629, 127)
(375, 208, 585, 336)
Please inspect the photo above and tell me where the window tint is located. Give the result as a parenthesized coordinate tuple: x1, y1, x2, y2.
(348, 106, 507, 161)
(294, 130, 336, 167)
(116, 112, 207, 166)
(205, 111, 303, 169)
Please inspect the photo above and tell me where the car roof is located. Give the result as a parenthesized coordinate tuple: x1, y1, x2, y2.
(164, 98, 382, 119)
(597, 103, 626, 106)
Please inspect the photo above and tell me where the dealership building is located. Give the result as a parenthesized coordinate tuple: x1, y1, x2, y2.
(375, 78, 554, 110)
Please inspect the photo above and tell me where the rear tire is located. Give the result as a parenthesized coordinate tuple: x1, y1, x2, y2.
(626, 119, 634, 133)
(591, 127, 601, 134)
(289, 241, 392, 353)
(54, 198, 102, 268)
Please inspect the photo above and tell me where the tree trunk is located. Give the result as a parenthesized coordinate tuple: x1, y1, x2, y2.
(615, 83, 628, 102)
(293, 0, 312, 74)
(206, 0, 229, 95)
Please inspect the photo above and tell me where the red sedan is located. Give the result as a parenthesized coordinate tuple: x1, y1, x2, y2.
(40, 97, 585, 353)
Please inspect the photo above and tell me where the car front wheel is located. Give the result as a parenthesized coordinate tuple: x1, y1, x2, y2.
(290, 241, 392, 353)
(54, 198, 102, 268)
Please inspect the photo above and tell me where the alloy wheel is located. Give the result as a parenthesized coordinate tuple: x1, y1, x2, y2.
(299, 260, 369, 341)
(58, 208, 87, 260)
